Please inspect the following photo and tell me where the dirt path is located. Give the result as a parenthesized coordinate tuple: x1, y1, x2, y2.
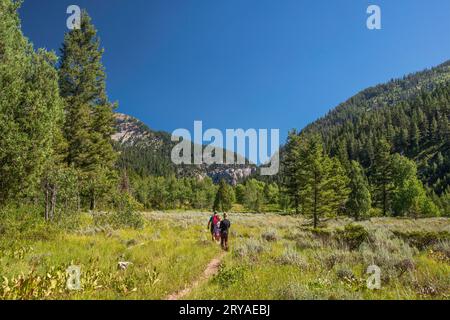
(166, 252, 226, 300)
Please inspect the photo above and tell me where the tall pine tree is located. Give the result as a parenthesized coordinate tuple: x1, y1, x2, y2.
(370, 139, 394, 215)
(59, 10, 117, 210)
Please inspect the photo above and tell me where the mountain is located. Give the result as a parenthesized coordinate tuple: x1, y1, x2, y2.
(301, 60, 450, 194)
(112, 113, 256, 185)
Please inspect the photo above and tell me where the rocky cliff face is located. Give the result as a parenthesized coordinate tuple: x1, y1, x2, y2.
(112, 113, 256, 184)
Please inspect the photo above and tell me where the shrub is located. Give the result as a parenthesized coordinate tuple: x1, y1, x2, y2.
(336, 224, 369, 250)
(431, 241, 450, 262)
(360, 228, 417, 281)
(233, 239, 267, 258)
(276, 283, 313, 300)
(98, 193, 144, 229)
(276, 248, 309, 269)
(336, 268, 356, 282)
(214, 265, 245, 287)
(261, 229, 278, 242)
(295, 237, 322, 250)
(310, 228, 333, 243)
(393, 230, 450, 250)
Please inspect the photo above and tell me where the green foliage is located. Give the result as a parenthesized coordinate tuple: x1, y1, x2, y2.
(391, 154, 440, 217)
(131, 174, 217, 210)
(214, 265, 245, 288)
(303, 73, 450, 197)
(370, 139, 395, 216)
(213, 180, 235, 212)
(107, 193, 144, 229)
(347, 161, 371, 220)
(59, 10, 117, 210)
(0, 0, 64, 204)
(240, 179, 266, 212)
(335, 224, 369, 250)
(393, 230, 450, 250)
(0, 205, 60, 242)
(282, 134, 351, 225)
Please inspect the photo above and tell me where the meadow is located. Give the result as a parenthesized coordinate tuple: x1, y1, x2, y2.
(0, 209, 449, 300)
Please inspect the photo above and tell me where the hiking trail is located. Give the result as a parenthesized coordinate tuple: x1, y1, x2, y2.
(166, 252, 226, 300)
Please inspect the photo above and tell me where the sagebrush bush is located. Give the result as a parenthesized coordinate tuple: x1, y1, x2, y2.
(432, 241, 450, 261)
(276, 248, 309, 269)
(359, 228, 417, 281)
(276, 283, 313, 300)
(261, 229, 278, 242)
(295, 236, 322, 250)
(393, 230, 450, 250)
(233, 238, 267, 258)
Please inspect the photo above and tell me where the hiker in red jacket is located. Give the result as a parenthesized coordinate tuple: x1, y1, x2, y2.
(207, 212, 220, 241)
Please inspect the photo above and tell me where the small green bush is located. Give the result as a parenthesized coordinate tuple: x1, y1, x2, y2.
(393, 230, 450, 250)
(214, 265, 245, 287)
(336, 224, 369, 250)
(310, 228, 333, 242)
(96, 193, 144, 229)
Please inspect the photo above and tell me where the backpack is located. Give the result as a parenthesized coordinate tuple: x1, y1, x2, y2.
(213, 215, 220, 225)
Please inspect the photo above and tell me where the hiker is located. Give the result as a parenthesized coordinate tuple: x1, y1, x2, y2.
(213, 215, 222, 242)
(207, 211, 220, 241)
(220, 213, 231, 251)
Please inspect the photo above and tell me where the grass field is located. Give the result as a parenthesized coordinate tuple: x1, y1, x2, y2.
(0, 211, 449, 300)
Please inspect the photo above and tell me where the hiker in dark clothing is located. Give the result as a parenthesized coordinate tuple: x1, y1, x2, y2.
(220, 213, 231, 251)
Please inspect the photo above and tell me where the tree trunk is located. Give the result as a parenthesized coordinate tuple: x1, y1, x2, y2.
(313, 174, 318, 229)
(44, 183, 49, 221)
(49, 185, 57, 221)
(90, 193, 95, 211)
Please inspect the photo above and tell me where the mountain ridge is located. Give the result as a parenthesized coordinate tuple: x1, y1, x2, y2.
(112, 113, 256, 185)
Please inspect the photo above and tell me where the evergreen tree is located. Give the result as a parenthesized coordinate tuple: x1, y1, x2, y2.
(298, 135, 333, 228)
(370, 139, 394, 215)
(281, 130, 302, 214)
(347, 161, 372, 220)
(213, 179, 235, 212)
(59, 10, 117, 210)
(328, 157, 350, 215)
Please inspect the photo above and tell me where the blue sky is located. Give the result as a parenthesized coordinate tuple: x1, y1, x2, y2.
(19, 0, 450, 150)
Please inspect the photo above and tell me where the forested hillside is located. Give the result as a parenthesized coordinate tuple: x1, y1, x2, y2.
(302, 62, 450, 196)
(113, 113, 256, 185)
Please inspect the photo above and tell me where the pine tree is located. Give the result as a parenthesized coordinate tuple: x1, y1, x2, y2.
(281, 130, 302, 214)
(328, 157, 350, 215)
(59, 10, 117, 210)
(213, 179, 235, 212)
(299, 135, 333, 228)
(370, 139, 394, 215)
(347, 161, 371, 220)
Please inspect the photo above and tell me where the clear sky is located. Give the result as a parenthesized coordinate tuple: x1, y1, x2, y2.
(19, 0, 450, 148)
